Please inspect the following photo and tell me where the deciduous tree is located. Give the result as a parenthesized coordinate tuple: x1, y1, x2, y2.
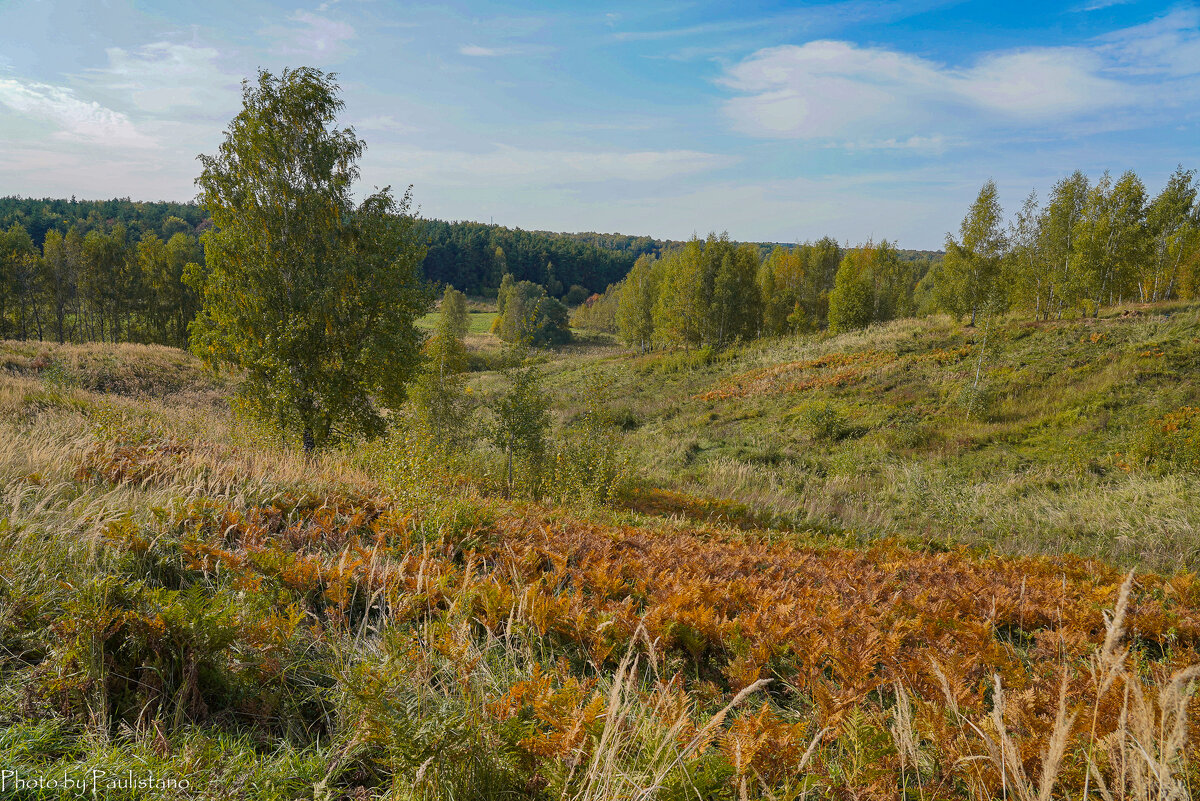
(191, 67, 431, 451)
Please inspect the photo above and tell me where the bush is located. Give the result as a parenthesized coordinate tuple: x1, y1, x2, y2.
(565, 284, 590, 305)
(799, 402, 855, 441)
(1132, 406, 1200, 473)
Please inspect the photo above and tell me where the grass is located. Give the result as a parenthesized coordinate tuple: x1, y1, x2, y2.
(0, 314, 1196, 800)
(531, 302, 1200, 573)
(416, 310, 497, 335)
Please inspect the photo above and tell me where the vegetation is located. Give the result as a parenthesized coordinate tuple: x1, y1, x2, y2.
(191, 67, 431, 452)
(581, 168, 1200, 348)
(0, 198, 666, 344)
(545, 302, 1200, 573)
(410, 287, 472, 452)
(2, 57, 1199, 800)
(420, 221, 668, 296)
(492, 276, 571, 346)
(0, 329, 1197, 800)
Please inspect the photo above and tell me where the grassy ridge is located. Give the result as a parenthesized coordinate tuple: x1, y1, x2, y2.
(538, 303, 1200, 572)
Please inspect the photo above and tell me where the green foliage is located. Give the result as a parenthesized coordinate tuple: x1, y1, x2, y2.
(494, 278, 571, 346)
(487, 345, 552, 496)
(708, 243, 763, 346)
(616, 254, 659, 350)
(798, 401, 857, 442)
(564, 283, 590, 305)
(827, 250, 876, 333)
(941, 180, 1007, 325)
(410, 287, 474, 454)
(551, 374, 632, 505)
(1132, 406, 1200, 473)
(571, 281, 621, 333)
(190, 67, 432, 451)
(333, 625, 530, 801)
(652, 238, 707, 350)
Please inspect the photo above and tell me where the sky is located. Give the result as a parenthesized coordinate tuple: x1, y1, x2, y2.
(0, 1, 1198, 249)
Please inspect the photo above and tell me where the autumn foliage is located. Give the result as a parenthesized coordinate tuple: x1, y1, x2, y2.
(43, 427, 1200, 799)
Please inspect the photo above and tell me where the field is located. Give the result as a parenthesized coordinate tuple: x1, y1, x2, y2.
(0, 307, 1197, 800)
(416, 309, 498, 335)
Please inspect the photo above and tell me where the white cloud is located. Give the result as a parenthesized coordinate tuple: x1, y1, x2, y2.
(720, 40, 1134, 142)
(369, 145, 738, 187)
(837, 135, 951, 152)
(1073, 0, 1135, 11)
(963, 48, 1125, 116)
(459, 44, 521, 57)
(353, 113, 419, 134)
(1099, 8, 1200, 78)
(265, 11, 356, 60)
(0, 77, 155, 148)
(83, 42, 243, 117)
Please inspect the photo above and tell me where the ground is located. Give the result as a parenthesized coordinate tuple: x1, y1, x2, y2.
(0, 306, 1196, 800)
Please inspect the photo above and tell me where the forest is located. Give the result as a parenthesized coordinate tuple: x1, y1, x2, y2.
(0, 196, 666, 344)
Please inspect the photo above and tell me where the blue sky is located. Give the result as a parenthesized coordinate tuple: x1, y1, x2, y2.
(1, 1, 1198, 248)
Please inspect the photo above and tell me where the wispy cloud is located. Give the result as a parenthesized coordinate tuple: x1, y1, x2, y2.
(612, 0, 955, 42)
(352, 113, 419, 134)
(720, 12, 1200, 147)
(458, 44, 524, 57)
(1099, 7, 1200, 77)
(1073, 0, 1135, 12)
(836, 135, 953, 152)
(81, 42, 242, 118)
(264, 11, 356, 60)
(371, 145, 738, 187)
(0, 77, 155, 148)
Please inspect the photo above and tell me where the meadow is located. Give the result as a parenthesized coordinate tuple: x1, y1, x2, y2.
(542, 303, 1200, 573)
(416, 309, 498, 336)
(0, 304, 1197, 800)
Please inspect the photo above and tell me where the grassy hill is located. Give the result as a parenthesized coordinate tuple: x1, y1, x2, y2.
(534, 302, 1200, 573)
(0, 311, 1197, 799)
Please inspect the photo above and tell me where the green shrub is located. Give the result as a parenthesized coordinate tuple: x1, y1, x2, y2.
(1131, 406, 1200, 473)
(799, 402, 855, 441)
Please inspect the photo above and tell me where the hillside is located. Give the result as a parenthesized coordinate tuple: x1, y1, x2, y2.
(538, 302, 1200, 572)
(0, 308, 1196, 799)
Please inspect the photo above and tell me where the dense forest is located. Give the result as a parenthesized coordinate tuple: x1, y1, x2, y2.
(419, 219, 666, 295)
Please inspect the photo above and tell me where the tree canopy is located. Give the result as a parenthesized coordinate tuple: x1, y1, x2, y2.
(191, 67, 431, 450)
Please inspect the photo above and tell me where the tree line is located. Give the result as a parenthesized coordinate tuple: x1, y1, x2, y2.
(572, 234, 934, 351)
(932, 168, 1200, 324)
(421, 219, 668, 296)
(0, 220, 203, 345)
(574, 166, 1200, 351)
(0, 197, 666, 343)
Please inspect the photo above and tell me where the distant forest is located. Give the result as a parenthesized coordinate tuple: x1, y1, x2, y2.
(0, 196, 668, 296)
(0, 195, 943, 346)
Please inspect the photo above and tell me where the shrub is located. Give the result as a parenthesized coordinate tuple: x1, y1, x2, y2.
(564, 284, 590, 305)
(799, 402, 854, 441)
(1132, 405, 1200, 473)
